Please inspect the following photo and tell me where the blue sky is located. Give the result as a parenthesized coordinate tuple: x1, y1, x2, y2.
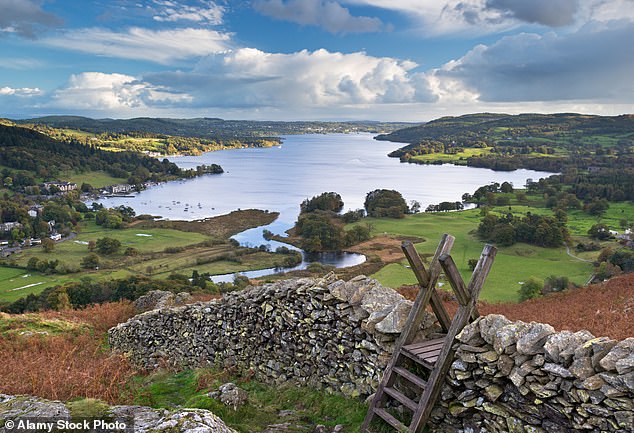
(1, 0, 633, 120)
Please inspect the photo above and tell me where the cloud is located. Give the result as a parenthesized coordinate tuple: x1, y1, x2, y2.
(151, 0, 225, 25)
(484, 0, 580, 27)
(50, 72, 191, 110)
(344, 0, 633, 34)
(253, 0, 383, 33)
(146, 47, 435, 109)
(0, 86, 41, 96)
(42, 27, 232, 64)
(0, 57, 43, 70)
(0, 0, 62, 38)
(434, 21, 634, 102)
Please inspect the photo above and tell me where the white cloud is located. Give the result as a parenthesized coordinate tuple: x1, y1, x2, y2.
(0, 0, 62, 38)
(50, 72, 191, 110)
(151, 0, 224, 25)
(433, 21, 634, 103)
(0, 57, 43, 70)
(0, 86, 41, 96)
(344, 0, 634, 34)
(253, 0, 383, 33)
(42, 27, 232, 64)
(146, 47, 435, 109)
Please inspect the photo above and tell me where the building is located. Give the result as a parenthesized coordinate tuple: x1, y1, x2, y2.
(0, 221, 22, 232)
(43, 181, 78, 193)
(109, 184, 133, 194)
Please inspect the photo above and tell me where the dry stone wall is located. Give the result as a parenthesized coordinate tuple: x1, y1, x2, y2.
(109, 273, 439, 397)
(109, 275, 634, 432)
(429, 315, 634, 432)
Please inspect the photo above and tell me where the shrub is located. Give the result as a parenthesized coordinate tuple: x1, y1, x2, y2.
(96, 237, 121, 255)
(518, 277, 543, 302)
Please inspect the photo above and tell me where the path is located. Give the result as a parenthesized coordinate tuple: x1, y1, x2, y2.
(565, 244, 594, 263)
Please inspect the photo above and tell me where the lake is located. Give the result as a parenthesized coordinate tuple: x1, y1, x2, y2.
(98, 133, 553, 280)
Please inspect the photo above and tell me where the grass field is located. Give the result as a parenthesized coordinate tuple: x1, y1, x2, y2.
(12, 221, 208, 270)
(61, 171, 128, 188)
(357, 209, 594, 303)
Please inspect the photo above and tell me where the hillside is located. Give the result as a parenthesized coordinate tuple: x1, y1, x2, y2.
(0, 122, 184, 184)
(18, 116, 414, 140)
(399, 271, 634, 340)
(378, 112, 634, 172)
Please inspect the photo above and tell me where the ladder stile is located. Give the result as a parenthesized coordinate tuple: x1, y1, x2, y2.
(362, 237, 496, 433)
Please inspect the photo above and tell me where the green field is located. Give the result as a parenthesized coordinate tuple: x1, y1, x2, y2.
(13, 221, 208, 269)
(62, 171, 128, 188)
(356, 209, 594, 303)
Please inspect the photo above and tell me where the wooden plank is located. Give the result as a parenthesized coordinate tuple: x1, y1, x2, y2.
(393, 367, 427, 389)
(374, 408, 410, 432)
(402, 240, 452, 333)
(404, 337, 445, 351)
(439, 253, 471, 306)
(384, 386, 418, 412)
(405, 345, 442, 358)
(361, 236, 454, 432)
(400, 348, 435, 370)
(408, 245, 498, 433)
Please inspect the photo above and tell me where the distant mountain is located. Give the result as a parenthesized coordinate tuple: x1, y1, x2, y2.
(376, 112, 634, 145)
(16, 116, 415, 140)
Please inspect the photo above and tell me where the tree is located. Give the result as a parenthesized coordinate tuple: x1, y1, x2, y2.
(364, 189, 409, 218)
(42, 237, 55, 253)
(588, 223, 611, 240)
(81, 253, 100, 269)
(300, 192, 344, 214)
(519, 277, 543, 302)
(95, 237, 121, 255)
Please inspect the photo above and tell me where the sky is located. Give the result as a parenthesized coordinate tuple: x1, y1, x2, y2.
(0, 0, 633, 121)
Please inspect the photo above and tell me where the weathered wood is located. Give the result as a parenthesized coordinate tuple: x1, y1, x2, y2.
(439, 253, 470, 306)
(384, 386, 418, 412)
(362, 238, 497, 433)
(402, 239, 453, 333)
(393, 366, 427, 389)
(373, 408, 409, 432)
(362, 236, 454, 432)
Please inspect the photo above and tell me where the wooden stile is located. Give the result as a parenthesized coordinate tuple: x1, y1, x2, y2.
(361, 235, 497, 433)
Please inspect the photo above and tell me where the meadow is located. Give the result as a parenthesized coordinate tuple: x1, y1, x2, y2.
(358, 209, 595, 303)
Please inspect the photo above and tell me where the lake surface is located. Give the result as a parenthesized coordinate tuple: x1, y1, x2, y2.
(98, 133, 553, 279)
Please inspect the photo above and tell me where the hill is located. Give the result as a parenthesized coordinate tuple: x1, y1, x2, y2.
(399, 271, 634, 340)
(378, 112, 634, 172)
(17, 116, 414, 140)
(0, 122, 217, 189)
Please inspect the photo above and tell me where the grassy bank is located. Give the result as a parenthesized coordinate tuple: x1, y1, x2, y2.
(0, 210, 280, 303)
(353, 209, 595, 303)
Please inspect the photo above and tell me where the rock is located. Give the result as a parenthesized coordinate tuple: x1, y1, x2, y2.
(492, 323, 529, 354)
(599, 339, 634, 372)
(374, 300, 412, 334)
(209, 383, 248, 409)
(544, 330, 594, 364)
(0, 395, 237, 433)
(478, 315, 512, 345)
(134, 290, 192, 313)
(516, 323, 555, 355)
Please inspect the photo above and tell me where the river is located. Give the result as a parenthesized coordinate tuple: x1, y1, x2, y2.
(97, 133, 553, 281)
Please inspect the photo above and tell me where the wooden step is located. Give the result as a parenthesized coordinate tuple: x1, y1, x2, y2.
(373, 408, 410, 432)
(393, 366, 427, 389)
(383, 386, 418, 412)
(402, 337, 446, 368)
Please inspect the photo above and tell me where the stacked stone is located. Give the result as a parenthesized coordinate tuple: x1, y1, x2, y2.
(430, 314, 634, 433)
(109, 273, 438, 397)
(0, 394, 237, 433)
